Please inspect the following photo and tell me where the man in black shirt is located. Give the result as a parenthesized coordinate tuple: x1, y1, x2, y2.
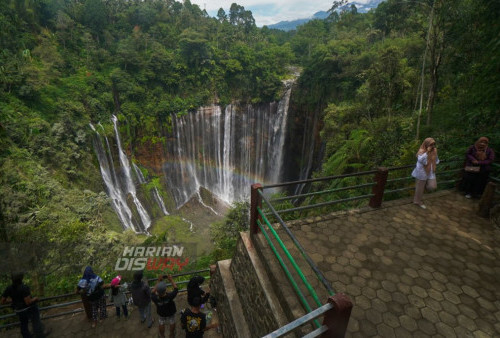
(180, 296, 217, 338)
(187, 276, 210, 306)
(1, 273, 45, 338)
(152, 275, 178, 338)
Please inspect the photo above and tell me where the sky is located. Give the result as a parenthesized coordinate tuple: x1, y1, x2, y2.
(189, 0, 374, 27)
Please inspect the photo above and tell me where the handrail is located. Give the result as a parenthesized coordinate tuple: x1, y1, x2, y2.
(271, 194, 374, 215)
(269, 182, 375, 203)
(0, 269, 210, 328)
(257, 207, 322, 309)
(258, 190, 335, 296)
(256, 217, 320, 328)
(262, 302, 333, 338)
(264, 159, 463, 191)
(252, 157, 470, 337)
(0, 285, 198, 329)
(386, 176, 414, 183)
(262, 169, 379, 189)
(0, 268, 210, 310)
(262, 158, 464, 218)
(0, 280, 207, 321)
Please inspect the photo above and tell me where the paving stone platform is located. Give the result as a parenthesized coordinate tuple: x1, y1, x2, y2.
(1, 190, 499, 337)
(281, 190, 500, 337)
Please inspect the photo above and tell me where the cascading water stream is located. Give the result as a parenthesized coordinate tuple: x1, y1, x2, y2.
(166, 85, 293, 208)
(133, 162, 169, 216)
(92, 80, 310, 231)
(111, 115, 151, 231)
(270, 80, 292, 184)
(89, 123, 135, 231)
(133, 163, 146, 184)
(153, 189, 169, 215)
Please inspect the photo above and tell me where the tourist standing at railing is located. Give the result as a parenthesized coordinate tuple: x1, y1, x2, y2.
(1, 272, 48, 338)
(412, 138, 439, 209)
(152, 274, 178, 338)
(80, 266, 108, 328)
(109, 275, 128, 321)
(76, 278, 92, 322)
(130, 270, 154, 328)
(187, 275, 210, 307)
(463, 136, 495, 199)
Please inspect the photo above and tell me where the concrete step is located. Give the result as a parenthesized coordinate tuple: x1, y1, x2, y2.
(210, 259, 251, 338)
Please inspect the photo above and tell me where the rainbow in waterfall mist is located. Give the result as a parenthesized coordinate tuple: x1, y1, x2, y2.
(90, 82, 307, 232)
(165, 89, 291, 207)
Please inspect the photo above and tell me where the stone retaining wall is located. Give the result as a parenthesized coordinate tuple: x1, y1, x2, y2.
(230, 235, 280, 337)
(210, 261, 237, 338)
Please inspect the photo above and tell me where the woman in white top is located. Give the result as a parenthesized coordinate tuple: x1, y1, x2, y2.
(411, 138, 439, 209)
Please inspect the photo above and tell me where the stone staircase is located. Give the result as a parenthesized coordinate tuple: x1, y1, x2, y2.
(211, 230, 324, 337)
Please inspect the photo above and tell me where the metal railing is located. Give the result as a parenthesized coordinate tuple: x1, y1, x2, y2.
(491, 163, 500, 188)
(0, 268, 211, 330)
(252, 158, 465, 337)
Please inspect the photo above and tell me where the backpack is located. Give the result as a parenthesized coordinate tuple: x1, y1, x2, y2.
(86, 276, 103, 299)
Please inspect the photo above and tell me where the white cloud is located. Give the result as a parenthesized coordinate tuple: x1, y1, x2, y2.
(190, 0, 374, 26)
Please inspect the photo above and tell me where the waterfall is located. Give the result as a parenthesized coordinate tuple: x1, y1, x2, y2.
(294, 108, 320, 196)
(89, 123, 136, 231)
(133, 161, 169, 216)
(133, 163, 146, 184)
(269, 80, 292, 184)
(166, 86, 292, 207)
(92, 83, 299, 230)
(111, 115, 152, 231)
(153, 188, 169, 215)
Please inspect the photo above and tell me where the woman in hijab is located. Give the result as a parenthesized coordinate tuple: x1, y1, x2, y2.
(463, 136, 495, 198)
(80, 266, 107, 328)
(76, 277, 92, 322)
(411, 138, 439, 209)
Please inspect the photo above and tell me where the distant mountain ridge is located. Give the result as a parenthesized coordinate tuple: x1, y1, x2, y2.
(267, 0, 385, 31)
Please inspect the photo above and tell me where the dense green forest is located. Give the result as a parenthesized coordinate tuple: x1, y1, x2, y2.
(1, 0, 499, 294)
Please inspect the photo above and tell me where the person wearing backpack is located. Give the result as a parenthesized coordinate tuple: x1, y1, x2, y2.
(75, 278, 92, 322)
(1, 272, 48, 338)
(152, 275, 178, 338)
(130, 270, 154, 328)
(81, 266, 107, 328)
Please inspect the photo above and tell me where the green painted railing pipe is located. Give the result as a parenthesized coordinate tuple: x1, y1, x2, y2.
(257, 206, 323, 308)
(257, 219, 320, 329)
(258, 191, 335, 296)
(269, 182, 376, 203)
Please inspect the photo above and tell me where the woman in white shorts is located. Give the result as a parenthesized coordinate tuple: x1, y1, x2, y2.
(411, 138, 439, 209)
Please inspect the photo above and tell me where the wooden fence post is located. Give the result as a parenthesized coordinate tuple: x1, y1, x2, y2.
(369, 167, 388, 208)
(477, 182, 497, 218)
(209, 264, 217, 277)
(321, 293, 353, 338)
(250, 183, 262, 234)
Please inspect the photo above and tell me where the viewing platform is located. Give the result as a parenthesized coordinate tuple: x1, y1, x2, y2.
(1, 190, 499, 337)
(280, 190, 500, 337)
